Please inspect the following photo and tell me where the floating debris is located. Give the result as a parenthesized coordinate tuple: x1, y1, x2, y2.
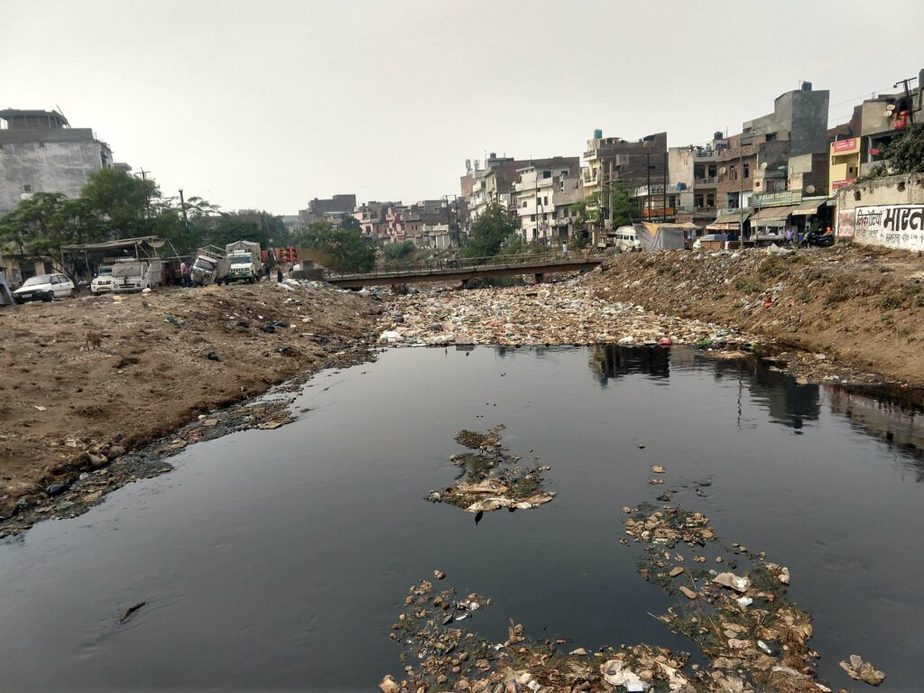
(426, 426, 555, 513)
(840, 654, 886, 686)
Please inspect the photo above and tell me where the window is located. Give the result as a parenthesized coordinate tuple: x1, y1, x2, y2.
(22, 184, 32, 193)
(542, 170, 552, 179)
(543, 196, 548, 206)
(706, 193, 715, 207)
(743, 162, 750, 179)
(765, 133, 776, 142)
(530, 215, 536, 221)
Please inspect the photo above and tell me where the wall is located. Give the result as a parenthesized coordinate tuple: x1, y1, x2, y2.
(835, 174, 924, 251)
(0, 139, 108, 213)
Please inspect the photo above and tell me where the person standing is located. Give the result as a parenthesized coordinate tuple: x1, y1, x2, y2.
(180, 260, 191, 288)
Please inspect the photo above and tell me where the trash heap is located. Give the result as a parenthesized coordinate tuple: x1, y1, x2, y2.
(378, 282, 758, 350)
(426, 426, 555, 513)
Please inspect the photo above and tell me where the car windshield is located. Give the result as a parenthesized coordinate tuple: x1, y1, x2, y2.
(22, 275, 53, 287)
(194, 258, 216, 271)
(98, 267, 113, 276)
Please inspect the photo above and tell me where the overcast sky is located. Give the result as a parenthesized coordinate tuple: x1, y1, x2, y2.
(2, 0, 922, 214)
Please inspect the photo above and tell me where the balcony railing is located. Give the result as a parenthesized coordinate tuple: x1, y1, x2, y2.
(695, 176, 717, 185)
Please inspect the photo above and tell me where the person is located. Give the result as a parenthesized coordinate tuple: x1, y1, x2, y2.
(276, 266, 284, 283)
(0, 269, 15, 306)
(264, 264, 272, 282)
(180, 261, 191, 288)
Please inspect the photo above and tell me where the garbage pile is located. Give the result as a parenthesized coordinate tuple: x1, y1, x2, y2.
(426, 426, 555, 514)
(378, 282, 759, 350)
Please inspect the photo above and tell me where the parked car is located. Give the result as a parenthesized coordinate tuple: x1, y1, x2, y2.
(90, 265, 114, 294)
(13, 274, 75, 303)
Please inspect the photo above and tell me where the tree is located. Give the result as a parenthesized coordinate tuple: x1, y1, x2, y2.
(463, 203, 519, 258)
(80, 167, 159, 236)
(0, 193, 104, 280)
(339, 215, 362, 233)
(883, 123, 924, 174)
(383, 240, 416, 260)
(294, 221, 375, 273)
(607, 182, 639, 227)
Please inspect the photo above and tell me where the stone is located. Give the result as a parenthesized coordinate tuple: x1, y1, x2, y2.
(668, 566, 684, 577)
(46, 483, 67, 496)
(679, 586, 698, 600)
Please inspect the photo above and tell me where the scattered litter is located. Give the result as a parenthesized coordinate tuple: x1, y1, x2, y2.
(840, 655, 886, 686)
(119, 601, 147, 624)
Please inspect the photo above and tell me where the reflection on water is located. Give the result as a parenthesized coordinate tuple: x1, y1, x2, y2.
(0, 345, 923, 690)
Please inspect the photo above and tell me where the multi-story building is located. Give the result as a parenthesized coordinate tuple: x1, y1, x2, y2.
(703, 83, 831, 237)
(0, 109, 115, 214)
(666, 135, 729, 225)
(855, 69, 923, 178)
(580, 130, 668, 205)
(298, 194, 357, 227)
(512, 158, 581, 243)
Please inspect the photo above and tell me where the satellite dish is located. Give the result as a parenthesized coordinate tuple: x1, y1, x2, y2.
(760, 162, 768, 169)
(805, 185, 816, 194)
(886, 104, 896, 112)
(719, 166, 727, 174)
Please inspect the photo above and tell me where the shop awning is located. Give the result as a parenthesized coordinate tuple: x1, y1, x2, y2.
(751, 205, 798, 227)
(791, 200, 826, 216)
(705, 211, 749, 232)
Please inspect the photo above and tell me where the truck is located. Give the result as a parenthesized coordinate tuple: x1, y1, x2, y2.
(191, 246, 230, 286)
(111, 258, 163, 293)
(224, 241, 263, 284)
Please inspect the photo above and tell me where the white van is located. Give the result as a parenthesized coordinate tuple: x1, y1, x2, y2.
(612, 226, 641, 252)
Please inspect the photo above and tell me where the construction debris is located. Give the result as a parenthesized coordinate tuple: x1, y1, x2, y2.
(839, 655, 886, 686)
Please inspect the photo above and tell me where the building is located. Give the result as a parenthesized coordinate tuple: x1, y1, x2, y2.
(855, 69, 923, 178)
(0, 109, 114, 214)
(512, 158, 581, 243)
(703, 83, 831, 238)
(298, 194, 357, 227)
(581, 130, 668, 203)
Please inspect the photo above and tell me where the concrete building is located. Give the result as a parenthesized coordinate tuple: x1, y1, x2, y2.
(580, 130, 668, 203)
(703, 83, 831, 237)
(855, 69, 923, 178)
(834, 172, 924, 251)
(298, 194, 357, 226)
(0, 109, 114, 214)
(512, 158, 581, 243)
(354, 200, 398, 238)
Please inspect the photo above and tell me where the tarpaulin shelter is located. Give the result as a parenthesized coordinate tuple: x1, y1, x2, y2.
(635, 222, 694, 251)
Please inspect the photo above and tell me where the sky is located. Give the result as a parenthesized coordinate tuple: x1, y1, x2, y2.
(2, 0, 922, 214)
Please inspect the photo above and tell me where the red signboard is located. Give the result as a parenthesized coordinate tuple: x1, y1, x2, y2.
(832, 179, 853, 191)
(832, 138, 859, 154)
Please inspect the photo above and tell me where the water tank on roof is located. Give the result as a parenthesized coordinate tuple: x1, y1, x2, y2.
(801, 81, 812, 91)
(593, 129, 603, 139)
(676, 182, 687, 191)
(713, 131, 723, 141)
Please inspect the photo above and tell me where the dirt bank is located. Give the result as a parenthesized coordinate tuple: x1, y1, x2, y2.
(0, 281, 378, 521)
(589, 244, 924, 387)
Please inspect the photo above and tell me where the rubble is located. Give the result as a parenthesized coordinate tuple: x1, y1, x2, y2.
(377, 281, 760, 350)
(426, 426, 555, 513)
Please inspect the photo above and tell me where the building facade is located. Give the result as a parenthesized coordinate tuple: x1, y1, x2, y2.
(513, 158, 581, 242)
(298, 194, 357, 227)
(0, 109, 114, 214)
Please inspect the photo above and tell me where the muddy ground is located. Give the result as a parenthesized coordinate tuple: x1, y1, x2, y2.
(0, 281, 379, 522)
(590, 243, 924, 387)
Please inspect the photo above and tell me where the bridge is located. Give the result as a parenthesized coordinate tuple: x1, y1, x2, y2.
(324, 254, 604, 288)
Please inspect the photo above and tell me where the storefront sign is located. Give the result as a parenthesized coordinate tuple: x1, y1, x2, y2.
(831, 179, 853, 191)
(836, 209, 855, 238)
(832, 138, 860, 155)
(847, 204, 924, 250)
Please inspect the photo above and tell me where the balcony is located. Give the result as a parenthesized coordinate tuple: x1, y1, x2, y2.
(694, 176, 717, 185)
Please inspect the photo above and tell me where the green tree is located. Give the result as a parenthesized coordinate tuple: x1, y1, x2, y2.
(607, 182, 639, 227)
(80, 167, 158, 236)
(339, 215, 362, 233)
(294, 221, 375, 273)
(463, 203, 519, 258)
(383, 239, 416, 260)
(883, 123, 924, 174)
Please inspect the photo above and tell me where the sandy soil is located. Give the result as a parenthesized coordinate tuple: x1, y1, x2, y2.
(0, 281, 378, 519)
(589, 243, 924, 387)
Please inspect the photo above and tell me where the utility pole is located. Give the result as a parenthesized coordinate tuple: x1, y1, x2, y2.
(178, 188, 189, 231)
(662, 151, 668, 223)
(646, 152, 652, 221)
(893, 77, 918, 124)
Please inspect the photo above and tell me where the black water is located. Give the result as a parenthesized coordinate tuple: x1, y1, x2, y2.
(1, 346, 923, 691)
